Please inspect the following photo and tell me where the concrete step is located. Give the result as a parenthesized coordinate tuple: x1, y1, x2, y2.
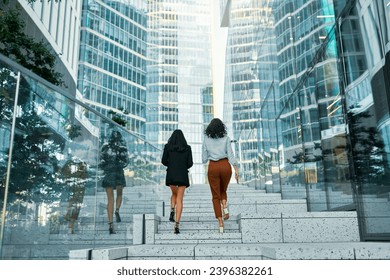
(73, 242, 390, 260)
(54, 222, 133, 232)
(182, 195, 283, 203)
(185, 190, 262, 196)
(3, 244, 95, 260)
(182, 195, 281, 202)
(154, 231, 242, 244)
(158, 215, 239, 222)
(158, 221, 240, 231)
(165, 199, 308, 214)
(48, 233, 133, 245)
(241, 211, 360, 243)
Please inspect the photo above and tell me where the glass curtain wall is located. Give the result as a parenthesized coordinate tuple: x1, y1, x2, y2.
(146, 0, 213, 184)
(223, 0, 279, 187)
(0, 54, 164, 259)
(256, 0, 390, 240)
(334, 0, 390, 240)
(78, 0, 148, 138)
(273, 0, 353, 211)
(260, 81, 281, 193)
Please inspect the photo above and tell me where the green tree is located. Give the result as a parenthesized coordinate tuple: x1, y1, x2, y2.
(109, 108, 128, 127)
(9, 109, 64, 202)
(0, 4, 66, 203)
(0, 7, 63, 86)
(348, 107, 388, 187)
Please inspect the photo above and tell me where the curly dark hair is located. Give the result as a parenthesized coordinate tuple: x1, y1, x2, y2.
(205, 118, 227, 139)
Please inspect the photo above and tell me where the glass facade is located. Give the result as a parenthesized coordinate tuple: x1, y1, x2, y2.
(0, 54, 164, 259)
(77, 0, 148, 137)
(8, 0, 83, 95)
(338, 0, 390, 240)
(274, 0, 351, 212)
(223, 0, 280, 186)
(222, 0, 390, 240)
(146, 0, 213, 184)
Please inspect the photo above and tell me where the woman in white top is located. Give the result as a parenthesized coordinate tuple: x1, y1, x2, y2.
(202, 118, 239, 233)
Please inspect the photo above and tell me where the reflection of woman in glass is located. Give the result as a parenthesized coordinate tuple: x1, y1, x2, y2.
(62, 157, 87, 234)
(99, 130, 129, 234)
(162, 129, 193, 234)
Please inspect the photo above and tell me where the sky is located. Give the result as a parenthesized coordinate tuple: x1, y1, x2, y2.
(211, 1, 228, 119)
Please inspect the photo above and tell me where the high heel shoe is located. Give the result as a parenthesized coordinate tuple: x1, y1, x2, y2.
(169, 210, 175, 222)
(219, 224, 224, 233)
(109, 222, 116, 234)
(223, 207, 229, 220)
(174, 222, 180, 234)
(115, 210, 121, 223)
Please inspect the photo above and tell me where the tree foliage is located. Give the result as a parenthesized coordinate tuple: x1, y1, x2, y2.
(0, 7, 63, 86)
(109, 109, 128, 127)
(0, 4, 67, 203)
(9, 109, 64, 202)
(347, 107, 388, 186)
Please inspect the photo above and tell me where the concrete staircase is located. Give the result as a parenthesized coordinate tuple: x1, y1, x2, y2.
(154, 184, 254, 244)
(69, 183, 390, 260)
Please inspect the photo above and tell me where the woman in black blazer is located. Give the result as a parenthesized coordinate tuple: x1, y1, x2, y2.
(161, 129, 193, 234)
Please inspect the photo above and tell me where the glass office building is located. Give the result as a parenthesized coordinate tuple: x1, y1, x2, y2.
(77, 0, 148, 137)
(146, 0, 213, 184)
(221, 0, 390, 240)
(5, 0, 83, 94)
(335, 0, 390, 240)
(274, 0, 352, 211)
(272, 0, 390, 240)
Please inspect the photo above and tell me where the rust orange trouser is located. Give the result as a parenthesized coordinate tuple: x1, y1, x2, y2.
(207, 158, 232, 218)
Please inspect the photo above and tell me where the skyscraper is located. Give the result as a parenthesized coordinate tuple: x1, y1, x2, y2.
(222, 0, 280, 186)
(146, 0, 213, 183)
(78, 0, 148, 137)
(14, 0, 82, 93)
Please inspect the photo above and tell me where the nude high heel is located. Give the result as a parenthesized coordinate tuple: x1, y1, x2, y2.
(223, 207, 229, 220)
(219, 220, 224, 233)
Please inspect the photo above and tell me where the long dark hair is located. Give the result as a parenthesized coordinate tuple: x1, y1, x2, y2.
(205, 118, 227, 139)
(166, 129, 189, 152)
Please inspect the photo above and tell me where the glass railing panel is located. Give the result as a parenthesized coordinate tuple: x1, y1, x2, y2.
(0, 61, 18, 256)
(271, 13, 355, 212)
(0, 55, 163, 259)
(345, 76, 390, 238)
(277, 41, 354, 211)
(334, 1, 390, 238)
(235, 0, 390, 240)
(277, 101, 306, 201)
(260, 81, 281, 193)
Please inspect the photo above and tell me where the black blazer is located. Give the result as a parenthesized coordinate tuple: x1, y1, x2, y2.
(161, 144, 193, 187)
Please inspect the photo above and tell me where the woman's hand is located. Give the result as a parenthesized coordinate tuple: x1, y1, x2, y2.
(234, 165, 239, 183)
(235, 172, 239, 183)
